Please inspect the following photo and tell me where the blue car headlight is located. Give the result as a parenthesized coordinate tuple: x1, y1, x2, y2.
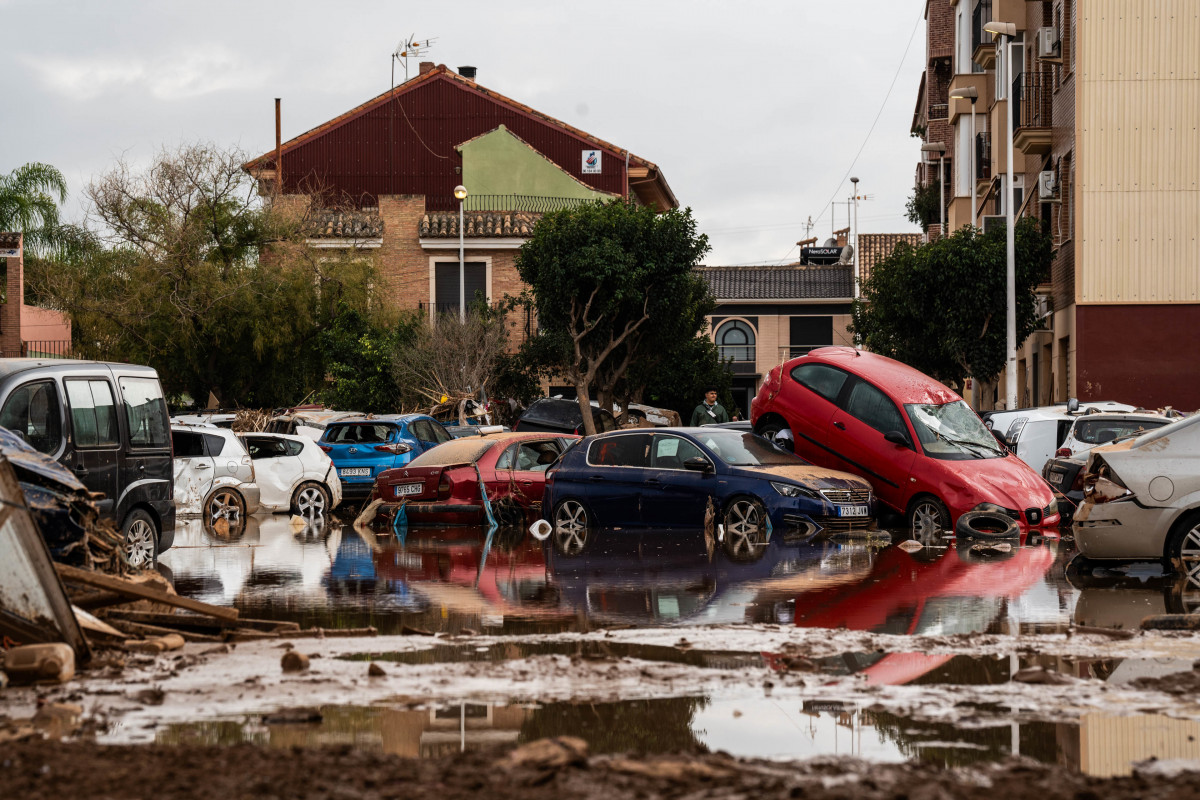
(771, 481, 817, 499)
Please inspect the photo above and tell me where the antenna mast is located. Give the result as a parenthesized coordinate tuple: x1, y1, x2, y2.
(392, 34, 437, 88)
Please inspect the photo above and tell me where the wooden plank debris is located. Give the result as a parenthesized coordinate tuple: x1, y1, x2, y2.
(54, 563, 239, 621)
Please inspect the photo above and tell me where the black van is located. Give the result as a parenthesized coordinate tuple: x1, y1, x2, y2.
(513, 398, 618, 435)
(0, 359, 175, 565)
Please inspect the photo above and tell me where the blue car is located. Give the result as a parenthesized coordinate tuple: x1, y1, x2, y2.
(319, 414, 452, 502)
(544, 428, 875, 554)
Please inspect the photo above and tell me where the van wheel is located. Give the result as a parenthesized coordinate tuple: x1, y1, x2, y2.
(291, 482, 330, 517)
(206, 487, 245, 522)
(122, 510, 159, 568)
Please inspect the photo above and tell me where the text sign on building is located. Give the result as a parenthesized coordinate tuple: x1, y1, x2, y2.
(0, 248, 19, 258)
(582, 150, 602, 174)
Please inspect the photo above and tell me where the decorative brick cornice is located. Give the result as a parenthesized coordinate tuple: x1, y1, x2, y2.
(420, 211, 540, 238)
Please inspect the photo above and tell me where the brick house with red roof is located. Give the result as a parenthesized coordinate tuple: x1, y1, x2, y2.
(244, 63, 677, 318)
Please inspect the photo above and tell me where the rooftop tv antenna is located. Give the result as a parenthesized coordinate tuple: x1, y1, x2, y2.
(392, 34, 437, 87)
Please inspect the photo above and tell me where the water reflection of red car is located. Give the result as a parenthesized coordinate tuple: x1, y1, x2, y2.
(751, 347, 1060, 537)
(762, 541, 1055, 685)
(371, 433, 578, 525)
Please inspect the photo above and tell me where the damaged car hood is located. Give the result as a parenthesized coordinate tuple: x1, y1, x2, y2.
(1083, 415, 1200, 504)
(735, 464, 871, 490)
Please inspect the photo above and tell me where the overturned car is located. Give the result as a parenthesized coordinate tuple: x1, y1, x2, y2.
(1074, 414, 1200, 574)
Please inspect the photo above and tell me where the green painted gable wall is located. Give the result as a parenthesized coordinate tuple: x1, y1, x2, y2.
(458, 125, 614, 200)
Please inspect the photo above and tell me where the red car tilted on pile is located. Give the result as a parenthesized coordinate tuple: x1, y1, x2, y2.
(371, 432, 579, 525)
(751, 347, 1059, 536)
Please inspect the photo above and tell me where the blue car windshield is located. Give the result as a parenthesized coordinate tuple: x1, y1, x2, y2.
(693, 430, 798, 466)
(905, 401, 1005, 460)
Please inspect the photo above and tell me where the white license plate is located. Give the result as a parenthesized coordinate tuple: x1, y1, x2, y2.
(1048, 472, 1064, 485)
(340, 467, 371, 477)
(838, 505, 869, 517)
(394, 482, 423, 497)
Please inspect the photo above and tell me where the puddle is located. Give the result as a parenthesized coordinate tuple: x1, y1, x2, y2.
(148, 695, 1200, 777)
(158, 516, 1194, 637)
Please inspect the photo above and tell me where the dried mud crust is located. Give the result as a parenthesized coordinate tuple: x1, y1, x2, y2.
(4, 739, 1200, 800)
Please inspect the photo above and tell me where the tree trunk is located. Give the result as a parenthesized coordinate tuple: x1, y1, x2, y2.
(575, 381, 596, 436)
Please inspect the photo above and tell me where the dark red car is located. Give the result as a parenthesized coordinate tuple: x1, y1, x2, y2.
(751, 347, 1059, 536)
(371, 432, 578, 525)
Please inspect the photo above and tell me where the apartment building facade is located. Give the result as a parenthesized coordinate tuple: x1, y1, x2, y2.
(913, 0, 1200, 409)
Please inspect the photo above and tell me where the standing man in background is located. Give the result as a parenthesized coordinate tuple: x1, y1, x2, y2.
(690, 389, 730, 427)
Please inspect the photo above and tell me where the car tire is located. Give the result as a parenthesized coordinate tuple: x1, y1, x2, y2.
(121, 509, 158, 568)
(291, 482, 331, 517)
(1165, 511, 1200, 580)
(907, 495, 951, 542)
(955, 511, 1020, 540)
(723, 496, 768, 560)
(552, 499, 590, 556)
(755, 419, 794, 452)
(205, 486, 246, 523)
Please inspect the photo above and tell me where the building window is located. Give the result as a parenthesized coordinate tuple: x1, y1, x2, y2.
(788, 316, 833, 359)
(433, 261, 486, 315)
(716, 320, 755, 362)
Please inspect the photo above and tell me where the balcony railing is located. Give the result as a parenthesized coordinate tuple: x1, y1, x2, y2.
(779, 345, 824, 361)
(928, 102, 949, 121)
(1, 340, 74, 359)
(718, 345, 756, 363)
(972, 0, 993, 52)
(1013, 72, 1053, 131)
(424, 194, 604, 214)
(976, 131, 991, 182)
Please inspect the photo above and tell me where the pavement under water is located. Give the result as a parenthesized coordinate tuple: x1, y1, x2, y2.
(60, 513, 1200, 779)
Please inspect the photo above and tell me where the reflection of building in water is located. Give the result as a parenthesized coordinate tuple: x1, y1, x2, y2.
(262, 703, 529, 757)
(1079, 713, 1200, 778)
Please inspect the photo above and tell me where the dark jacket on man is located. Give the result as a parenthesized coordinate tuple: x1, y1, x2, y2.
(690, 401, 730, 427)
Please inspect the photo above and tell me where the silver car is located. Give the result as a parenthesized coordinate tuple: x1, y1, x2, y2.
(1074, 414, 1200, 574)
(172, 425, 261, 521)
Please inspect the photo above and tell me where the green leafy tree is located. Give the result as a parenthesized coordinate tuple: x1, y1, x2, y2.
(850, 217, 1053, 389)
(515, 200, 710, 434)
(0, 162, 71, 255)
(319, 305, 419, 413)
(28, 144, 375, 407)
(905, 180, 944, 233)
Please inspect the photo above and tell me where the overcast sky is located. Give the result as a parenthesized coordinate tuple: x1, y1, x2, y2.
(2, 0, 925, 265)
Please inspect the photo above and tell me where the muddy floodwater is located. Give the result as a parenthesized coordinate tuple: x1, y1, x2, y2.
(125, 513, 1200, 778)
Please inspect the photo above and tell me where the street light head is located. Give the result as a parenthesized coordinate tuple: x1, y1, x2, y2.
(850, 176, 859, 184)
(453, 185, 468, 200)
(983, 21, 1016, 38)
(949, 87, 979, 100)
(920, 142, 947, 154)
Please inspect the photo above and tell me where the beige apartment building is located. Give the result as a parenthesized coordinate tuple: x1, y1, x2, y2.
(913, 0, 1200, 409)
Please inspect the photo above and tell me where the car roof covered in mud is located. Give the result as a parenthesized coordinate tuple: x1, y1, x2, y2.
(799, 347, 960, 405)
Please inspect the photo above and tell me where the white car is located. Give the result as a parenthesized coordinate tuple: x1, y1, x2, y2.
(1074, 414, 1200, 568)
(172, 425, 261, 520)
(1056, 412, 1174, 459)
(239, 432, 342, 515)
(987, 401, 1141, 474)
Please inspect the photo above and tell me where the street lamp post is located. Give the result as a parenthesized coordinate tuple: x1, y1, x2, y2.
(850, 176, 860, 299)
(984, 20, 1018, 410)
(453, 184, 468, 322)
(949, 86, 979, 227)
(920, 142, 947, 237)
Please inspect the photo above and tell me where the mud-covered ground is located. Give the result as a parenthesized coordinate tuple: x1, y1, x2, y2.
(7, 737, 1200, 800)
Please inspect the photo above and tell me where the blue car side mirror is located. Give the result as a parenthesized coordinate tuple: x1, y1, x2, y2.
(683, 457, 713, 473)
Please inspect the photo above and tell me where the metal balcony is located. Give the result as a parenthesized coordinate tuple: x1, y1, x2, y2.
(1013, 72, 1054, 155)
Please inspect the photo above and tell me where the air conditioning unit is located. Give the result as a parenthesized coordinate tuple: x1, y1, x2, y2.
(1035, 294, 1052, 319)
(1037, 26, 1062, 61)
(982, 215, 1006, 234)
(1038, 170, 1058, 199)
